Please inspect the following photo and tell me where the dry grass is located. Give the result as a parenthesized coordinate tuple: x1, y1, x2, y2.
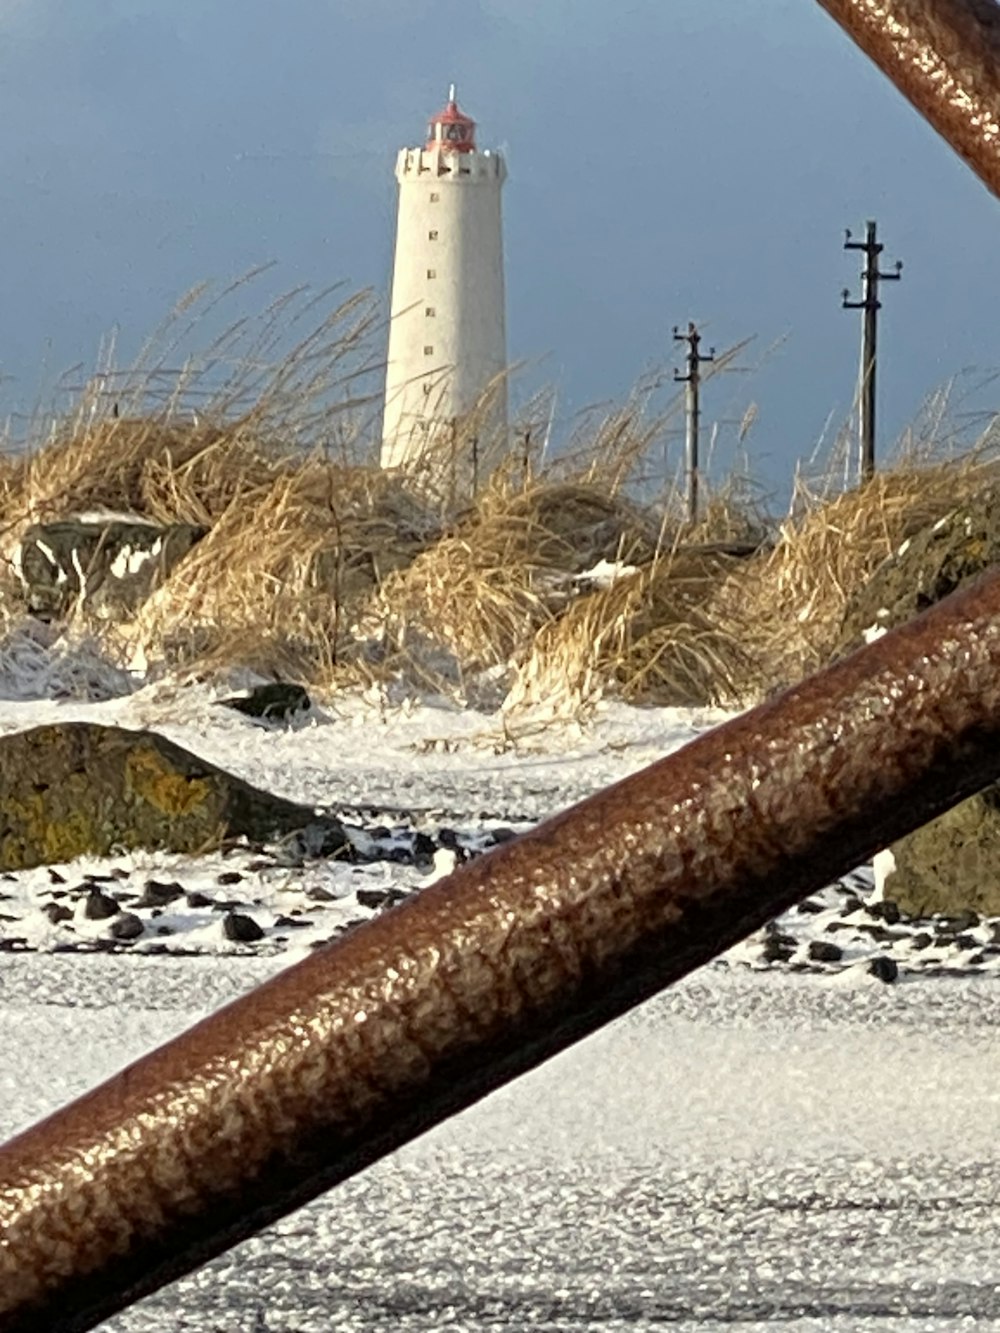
(125, 461, 436, 683)
(714, 443, 1000, 697)
(4, 278, 997, 710)
(374, 476, 659, 686)
(507, 546, 756, 715)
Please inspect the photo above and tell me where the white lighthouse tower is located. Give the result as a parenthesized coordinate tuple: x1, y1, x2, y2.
(380, 87, 508, 489)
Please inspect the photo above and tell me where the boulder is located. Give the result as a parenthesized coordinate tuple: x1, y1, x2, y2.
(219, 682, 311, 724)
(836, 484, 1000, 656)
(837, 485, 1000, 916)
(17, 517, 205, 621)
(879, 789, 1000, 918)
(0, 722, 346, 871)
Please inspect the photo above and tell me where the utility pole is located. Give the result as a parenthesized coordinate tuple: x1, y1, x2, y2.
(842, 220, 902, 482)
(673, 321, 715, 524)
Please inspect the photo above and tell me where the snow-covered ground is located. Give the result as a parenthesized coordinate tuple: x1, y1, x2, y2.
(5, 960, 1000, 1332)
(5, 653, 1000, 1330)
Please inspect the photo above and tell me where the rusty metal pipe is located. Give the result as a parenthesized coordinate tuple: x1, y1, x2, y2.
(815, 0, 1000, 198)
(6, 570, 1000, 1330)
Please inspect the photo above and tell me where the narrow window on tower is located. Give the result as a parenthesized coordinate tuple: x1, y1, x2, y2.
(427, 268, 436, 279)
(430, 192, 440, 202)
(424, 345, 434, 356)
(428, 229, 438, 241)
(425, 306, 436, 317)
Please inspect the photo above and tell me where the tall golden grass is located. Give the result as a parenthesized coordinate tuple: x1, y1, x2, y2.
(1, 280, 997, 712)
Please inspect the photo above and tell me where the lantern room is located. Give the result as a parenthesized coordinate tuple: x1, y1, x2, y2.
(425, 85, 476, 153)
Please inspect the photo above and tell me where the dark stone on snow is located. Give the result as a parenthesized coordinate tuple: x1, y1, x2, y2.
(272, 822, 349, 865)
(910, 932, 933, 950)
(307, 886, 336, 902)
(761, 936, 795, 964)
(356, 887, 392, 910)
(273, 914, 310, 929)
(807, 940, 843, 963)
(947, 909, 981, 932)
(108, 912, 144, 941)
(413, 832, 436, 861)
(222, 911, 265, 943)
(868, 899, 901, 925)
(867, 955, 898, 984)
(18, 517, 205, 621)
(840, 896, 863, 916)
(83, 888, 120, 920)
(135, 879, 185, 909)
(795, 898, 825, 915)
(185, 891, 212, 909)
(216, 870, 245, 885)
(383, 846, 414, 865)
(0, 722, 346, 871)
(48, 869, 66, 884)
(218, 683, 311, 725)
(43, 902, 73, 924)
(953, 933, 979, 951)
(487, 827, 518, 845)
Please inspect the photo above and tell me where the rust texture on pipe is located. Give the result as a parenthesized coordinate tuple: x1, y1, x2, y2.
(6, 572, 1000, 1330)
(815, 0, 1000, 198)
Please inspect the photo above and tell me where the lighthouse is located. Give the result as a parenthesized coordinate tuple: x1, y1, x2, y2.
(380, 87, 508, 491)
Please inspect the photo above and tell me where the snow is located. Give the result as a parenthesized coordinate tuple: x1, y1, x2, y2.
(4, 963, 1000, 1331)
(4, 634, 1000, 1329)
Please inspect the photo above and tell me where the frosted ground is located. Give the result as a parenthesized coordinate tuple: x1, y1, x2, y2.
(3, 646, 1000, 1331)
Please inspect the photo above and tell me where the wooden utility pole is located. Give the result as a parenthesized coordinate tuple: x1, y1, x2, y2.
(673, 321, 714, 523)
(842, 220, 902, 482)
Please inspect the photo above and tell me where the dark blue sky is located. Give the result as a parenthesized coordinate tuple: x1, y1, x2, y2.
(0, 1, 997, 497)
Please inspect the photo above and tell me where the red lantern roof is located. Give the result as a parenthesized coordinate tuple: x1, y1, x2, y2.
(425, 85, 476, 153)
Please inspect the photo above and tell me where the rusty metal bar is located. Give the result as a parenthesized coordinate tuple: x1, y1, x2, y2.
(6, 569, 1000, 1331)
(815, 0, 1000, 199)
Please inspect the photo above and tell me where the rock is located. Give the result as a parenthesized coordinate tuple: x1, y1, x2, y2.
(807, 940, 843, 963)
(135, 880, 185, 909)
(272, 821, 348, 865)
(881, 790, 1000, 918)
(0, 722, 346, 871)
(185, 891, 212, 909)
(835, 489, 1000, 920)
(761, 936, 795, 964)
(867, 899, 901, 925)
(108, 912, 144, 941)
(837, 484, 1000, 657)
(222, 912, 265, 943)
(216, 870, 245, 885)
(17, 517, 205, 622)
(413, 832, 436, 861)
(83, 888, 119, 920)
(42, 902, 73, 924)
(356, 887, 392, 910)
(867, 955, 898, 984)
(795, 898, 824, 915)
(218, 683, 311, 725)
